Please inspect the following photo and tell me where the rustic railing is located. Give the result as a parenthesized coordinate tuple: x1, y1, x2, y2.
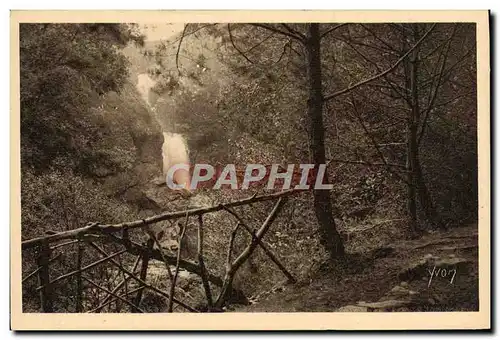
(21, 189, 300, 313)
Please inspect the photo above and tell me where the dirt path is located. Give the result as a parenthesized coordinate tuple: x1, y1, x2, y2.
(231, 223, 479, 312)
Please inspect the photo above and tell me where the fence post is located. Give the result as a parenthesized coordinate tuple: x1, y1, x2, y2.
(37, 241, 53, 312)
(132, 238, 154, 312)
(75, 239, 84, 312)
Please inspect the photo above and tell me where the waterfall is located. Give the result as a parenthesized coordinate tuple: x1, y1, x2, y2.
(136, 73, 191, 189)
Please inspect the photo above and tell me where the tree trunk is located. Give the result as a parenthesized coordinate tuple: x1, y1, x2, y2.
(407, 24, 437, 234)
(415, 156, 437, 225)
(404, 26, 419, 236)
(304, 24, 345, 260)
(407, 23, 441, 235)
(406, 123, 418, 235)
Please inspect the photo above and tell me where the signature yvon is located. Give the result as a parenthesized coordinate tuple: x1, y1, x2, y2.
(427, 266, 457, 288)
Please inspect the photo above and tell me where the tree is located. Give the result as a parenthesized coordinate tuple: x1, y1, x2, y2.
(303, 24, 345, 258)
(326, 23, 476, 233)
(20, 23, 144, 173)
(158, 21, 475, 261)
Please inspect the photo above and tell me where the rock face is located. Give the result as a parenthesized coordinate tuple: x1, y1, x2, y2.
(96, 83, 165, 209)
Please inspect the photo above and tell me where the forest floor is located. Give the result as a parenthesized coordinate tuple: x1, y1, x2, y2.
(229, 223, 479, 312)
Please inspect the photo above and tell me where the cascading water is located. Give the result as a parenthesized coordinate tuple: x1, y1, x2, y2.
(136, 73, 191, 189)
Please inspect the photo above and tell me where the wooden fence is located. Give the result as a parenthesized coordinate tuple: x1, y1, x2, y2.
(21, 189, 300, 313)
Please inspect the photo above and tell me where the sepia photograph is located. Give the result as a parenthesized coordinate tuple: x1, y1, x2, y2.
(10, 10, 490, 331)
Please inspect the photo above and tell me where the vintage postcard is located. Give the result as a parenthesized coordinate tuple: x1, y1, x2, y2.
(10, 10, 490, 330)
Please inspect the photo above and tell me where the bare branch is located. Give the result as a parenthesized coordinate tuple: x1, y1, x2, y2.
(360, 24, 400, 53)
(176, 24, 189, 75)
(249, 23, 305, 43)
(131, 239, 152, 313)
(227, 24, 254, 64)
(87, 285, 145, 313)
(327, 158, 407, 169)
(348, 97, 411, 185)
(166, 24, 217, 47)
(334, 35, 412, 107)
(324, 24, 436, 102)
(245, 31, 275, 53)
(144, 228, 174, 284)
(281, 23, 306, 40)
(51, 240, 79, 250)
(419, 47, 474, 88)
(320, 23, 348, 39)
(274, 40, 291, 65)
(22, 253, 61, 284)
(418, 25, 457, 147)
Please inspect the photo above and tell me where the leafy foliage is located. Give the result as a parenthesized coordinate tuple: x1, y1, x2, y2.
(20, 23, 142, 173)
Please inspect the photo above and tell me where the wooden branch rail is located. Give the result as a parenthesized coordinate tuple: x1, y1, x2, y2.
(76, 240, 83, 312)
(95, 254, 142, 313)
(104, 233, 219, 287)
(23, 190, 299, 312)
(87, 285, 146, 313)
(221, 205, 296, 284)
(132, 239, 153, 313)
(37, 241, 53, 312)
(22, 189, 303, 250)
(102, 232, 248, 305)
(22, 253, 62, 284)
(82, 276, 145, 313)
(35, 249, 127, 291)
(168, 212, 189, 312)
(215, 197, 287, 308)
(197, 215, 213, 309)
(88, 242, 198, 312)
